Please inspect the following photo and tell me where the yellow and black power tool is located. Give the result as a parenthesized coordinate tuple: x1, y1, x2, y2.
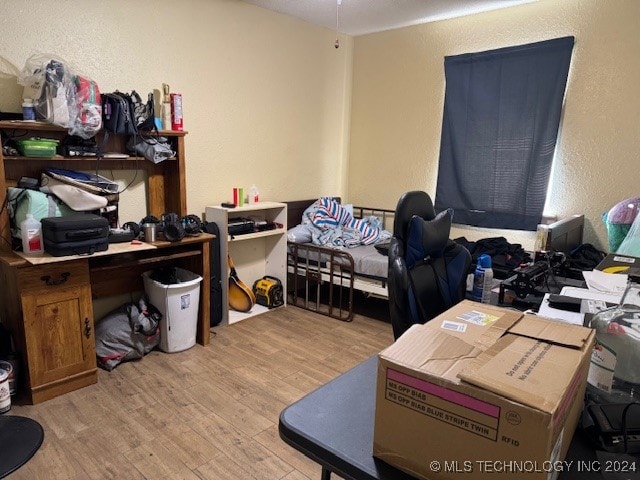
(252, 276, 284, 309)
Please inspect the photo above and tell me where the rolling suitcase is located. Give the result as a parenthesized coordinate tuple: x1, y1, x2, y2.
(42, 213, 109, 256)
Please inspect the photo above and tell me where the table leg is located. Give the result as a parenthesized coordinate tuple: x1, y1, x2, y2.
(321, 466, 332, 480)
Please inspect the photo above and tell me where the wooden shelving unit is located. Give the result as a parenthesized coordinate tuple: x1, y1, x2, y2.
(205, 201, 287, 324)
(0, 120, 211, 404)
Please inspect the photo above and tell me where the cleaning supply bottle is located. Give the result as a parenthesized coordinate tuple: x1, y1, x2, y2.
(472, 254, 493, 304)
(20, 214, 44, 255)
(249, 184, 259, 204)
(170, 93, 183, 131)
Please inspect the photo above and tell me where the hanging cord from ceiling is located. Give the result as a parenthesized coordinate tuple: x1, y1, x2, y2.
(335, 0, 342, 48)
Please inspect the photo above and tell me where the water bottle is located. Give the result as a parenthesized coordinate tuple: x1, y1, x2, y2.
(472, 254, 493, 304)
(249, 184, 259, 204)
(22, 99, 36, 121)
(533, 224, 549, 257)
(20, 214, 44, 255)
(587, 278, 640, 403)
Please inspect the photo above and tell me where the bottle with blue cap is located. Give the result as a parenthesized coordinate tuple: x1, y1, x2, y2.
(472, 254, 493, 304)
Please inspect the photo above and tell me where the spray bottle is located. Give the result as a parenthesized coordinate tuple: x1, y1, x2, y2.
(249, 184, 259, 204)
(472, 254, 493, 304)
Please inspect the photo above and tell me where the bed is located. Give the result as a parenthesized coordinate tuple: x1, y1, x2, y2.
(284, 198, 587, 320)
(284, 198, 395, 321)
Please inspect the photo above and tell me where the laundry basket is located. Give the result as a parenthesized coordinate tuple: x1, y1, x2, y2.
(142, 267, 202, 353)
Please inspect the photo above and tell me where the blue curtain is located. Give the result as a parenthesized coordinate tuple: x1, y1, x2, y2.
(435, 36, 574, 231)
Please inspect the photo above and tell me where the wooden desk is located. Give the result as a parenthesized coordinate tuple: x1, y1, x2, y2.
(279, 356, 633, 480)
(0, 234, 211, 404)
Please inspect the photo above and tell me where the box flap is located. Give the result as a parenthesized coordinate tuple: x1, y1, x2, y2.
(458, 333, 586, 413)
(421, 300, 523, 349)
(380, 325, 481, 382)
(508, 314, 592, 349)
(380, 301, 524, 383)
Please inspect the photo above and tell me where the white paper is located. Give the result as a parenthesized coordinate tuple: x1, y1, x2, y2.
(560, 286, 622, 304)
(582, 269, 628, 294)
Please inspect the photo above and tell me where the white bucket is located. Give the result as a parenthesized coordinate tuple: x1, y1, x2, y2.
(143, 268, 202, 353)
(0, 361, 11, 414)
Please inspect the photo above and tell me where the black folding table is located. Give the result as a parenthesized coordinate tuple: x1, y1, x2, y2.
(0, 415, 44, 478)
(279, 356, 634, 480)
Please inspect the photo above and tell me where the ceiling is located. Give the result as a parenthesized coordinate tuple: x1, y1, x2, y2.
(241, 0, 536, 37)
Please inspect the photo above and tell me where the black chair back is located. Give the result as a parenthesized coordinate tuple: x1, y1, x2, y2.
(388, 191, 471, 339)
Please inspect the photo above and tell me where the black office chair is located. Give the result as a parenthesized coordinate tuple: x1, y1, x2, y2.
(388, 191, 472, 339)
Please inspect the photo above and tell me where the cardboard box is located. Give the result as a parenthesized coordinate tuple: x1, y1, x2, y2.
(595, 253, 640, 276)
(373, 300, 594, 480)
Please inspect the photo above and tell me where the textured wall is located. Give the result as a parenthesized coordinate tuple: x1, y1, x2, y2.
(349, 0, 640, 250)
(2, 0, 638, 251)
(0, 0, 352, 224)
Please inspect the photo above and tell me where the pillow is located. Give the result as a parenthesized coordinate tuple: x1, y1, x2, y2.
(405, 208, 453, 268)
(287, 224, 312, 244)
(7, 187, 75, 239)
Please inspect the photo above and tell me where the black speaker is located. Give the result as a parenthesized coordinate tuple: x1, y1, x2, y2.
(161, 213, 185, 242)
(123, 221, 141, 238)
(182, 214, 203, 236)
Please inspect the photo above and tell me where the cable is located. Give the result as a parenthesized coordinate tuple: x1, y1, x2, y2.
(335, 0, 342, 49)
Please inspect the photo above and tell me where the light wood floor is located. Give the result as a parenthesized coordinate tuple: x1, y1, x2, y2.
(7, 305, 394, 479)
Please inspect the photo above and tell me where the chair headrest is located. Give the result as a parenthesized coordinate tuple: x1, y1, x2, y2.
(405, 208, 453, 267)
(393, 191, 436, 242)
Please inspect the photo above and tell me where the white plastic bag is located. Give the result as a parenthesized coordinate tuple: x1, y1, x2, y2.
(17, 54, 103, 138)
(18, 54, 74, 128)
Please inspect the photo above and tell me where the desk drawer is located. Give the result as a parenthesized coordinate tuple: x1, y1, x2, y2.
(18, 260, 90, 292)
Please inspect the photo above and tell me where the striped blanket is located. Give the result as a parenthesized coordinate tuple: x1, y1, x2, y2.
(301, 197, 391, 248)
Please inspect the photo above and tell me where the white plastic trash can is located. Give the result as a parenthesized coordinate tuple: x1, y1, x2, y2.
(143, 267, 202, 353)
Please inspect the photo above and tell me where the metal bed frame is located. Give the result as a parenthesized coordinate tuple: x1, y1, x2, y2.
(285, 199, 394, 321)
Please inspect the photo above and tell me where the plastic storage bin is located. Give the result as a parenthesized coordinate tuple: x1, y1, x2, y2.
(142, 267, 202, 353)
(17, 138, 59, 157)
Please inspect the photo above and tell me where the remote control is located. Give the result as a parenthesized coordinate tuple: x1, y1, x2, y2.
(221, 202, 236, 208)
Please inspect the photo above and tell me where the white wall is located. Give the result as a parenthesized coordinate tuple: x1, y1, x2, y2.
(0, 0, 353, 224)
(348, 0, 640, 250)
(2, 0, 638, 252)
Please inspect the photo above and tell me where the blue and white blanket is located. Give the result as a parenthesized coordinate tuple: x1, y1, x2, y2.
(299, 197, 391, 248)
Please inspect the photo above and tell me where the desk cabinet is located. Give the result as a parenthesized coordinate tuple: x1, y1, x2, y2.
(2, 259, 96, 404)
(0, 121, 202, 404)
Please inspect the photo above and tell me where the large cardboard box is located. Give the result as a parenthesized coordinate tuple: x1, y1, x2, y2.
(373, 300, 594, 480)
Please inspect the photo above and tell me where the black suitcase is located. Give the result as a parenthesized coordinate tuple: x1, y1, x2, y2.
(42, 214, 110, 256)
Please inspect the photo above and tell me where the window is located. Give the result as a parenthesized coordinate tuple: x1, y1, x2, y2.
(434, 37, 574, 231)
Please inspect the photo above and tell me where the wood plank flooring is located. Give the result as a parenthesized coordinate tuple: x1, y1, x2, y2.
(7, 305, 394, 479)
